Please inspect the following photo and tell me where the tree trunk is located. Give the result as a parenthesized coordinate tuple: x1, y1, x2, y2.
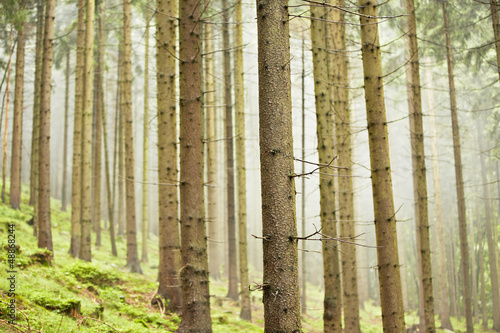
(205, 20, 221, 282)
(477, 204, 488, 328)
(234, 0, 251, 321)
(490, 0, 500, 84)
(330, 0, 360, 330)
(441, 3, 473, 332)
(38, 0, 56, 253)
(470, 207, 479, 324)
(156, 0, 181, 311)
(61, 49, 70, 212)
(10, 15, 27, 210)
(477, 116, 500, 331)
(117, 45, 125, 237)
(141, 6, 150, 264)
(1, 26, 14, 204)
(300, 33, 307, 316)
(310, 4, 341, 331)
(79, 0, 95, 262)
(358, 1, 405, 331)
(221, 0, 238, 301)
(122, 0, 142, 274)
(404, 1, 436, 331)
(70, 0, 85, 257)
(256, 0, 301, 330)
(30, 0, 44, 208)
(177, 0, 212, 329)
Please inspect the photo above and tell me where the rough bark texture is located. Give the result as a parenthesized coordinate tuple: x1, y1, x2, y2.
(442, 3, 473, 332)
(222, 0, 238, 301)
(205, 21, 221, 282)
(156, 0, 181, 311)
(1, 27, 13, 204)
(358, 1, 405, 331)
(38, 0, 56, 254)
(477, 117, 500, 331)
(30, 0, 44, 208)
(310, 4, 341, 331)
(426, 65, 453, 330)
(141, 7, 150, 263)
(330, 1, 360, 331)
(178, 0, 212, 329)
(10, 17, 26, 210)
(234, 0, 251, 321)
(490, 0, 500, 84)
(404, 1, 435, 331)
(478, 204, 488, 327)
(123, 0, 142, 274)
(61, 50, 70, 212)
(300, 34, 307, 316)
(256, 0, 301, 330)
(117, 47, 125, 237)
(80, 0, 95, 262)
(70, 0, 85, 258)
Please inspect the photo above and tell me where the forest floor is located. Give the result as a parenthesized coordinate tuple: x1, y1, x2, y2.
(0, 187, 496, 332)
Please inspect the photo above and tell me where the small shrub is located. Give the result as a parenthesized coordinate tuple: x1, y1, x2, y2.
(64, 261, 119, 287)
(31, 292, 81, 318)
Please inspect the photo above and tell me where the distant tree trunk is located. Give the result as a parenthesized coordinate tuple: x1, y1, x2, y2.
(141, 7, 150, 264)
(205, 20, 221, 281)
(234, 0, 251, 321)
(470, 207, 479, 324)
(1, 26, 14, 204)
(358, 1, 405, 331)
(38, 0, 56, 253)
(221, 0, 238, 301)
(117, 45, 125, 236)
(156, 0, 181, 311)
(93, 0, 105, 248)
(300, 33, 307, 316)
(310, 4, 341, 331)
(30, 0, 44, 208)
(330, 1, 360, 330)
(441, 3, 473, 332)
(404, 1, 436, 331)
(177, 0, 212, 329)
(477, 204, 487, 327)
(79, 0, 95, 262)
(122, 0, 142, 274)
(490, 0, 500, 84)
(426, 65, 453, 330)
(70, 0, 85, 258)
(10, 15, 27, 210)
(477, 116, 500, 331)
(61, 50, 70, 212)
(257, 0, 301, 330)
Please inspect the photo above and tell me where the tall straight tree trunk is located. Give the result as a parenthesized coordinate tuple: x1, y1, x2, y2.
(141, 7, 150, 264)
(256, 0, 301, 330)
(300, 34, 307, 316)
(441, 3, 473, 332)
(222, 0, 238, 301)
(1, 26, 14, 204)
(30, 0, 44, 208)
(117, 46, 125, 236)
(477, 116, 500, 331)
(426, 65, 453, 330)
(93, 0, 105, 248)
(38, 0, 56, 253)
(177, 0, 212, 329)
(358, 1, 405, 331)
(234, 0, 251, 320)
(80, 0, 95, 262)
(490, 0, 500, 84)
(477, 206, 488, 327)
(470, 207, 479, 324)
(10, 14, 27, 210)
(310, 5, 341, 331)
(156, 0, 181, 311)
(61, 50, 70, 212)
(205, 20, 221, 281)
(404, 1, 435, 331)
(70, 0, 85, 257)
(330, 1, 360, 330)
(122, 0, 142, 274)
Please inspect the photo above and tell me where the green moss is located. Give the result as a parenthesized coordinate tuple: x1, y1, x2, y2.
(64, 261, 119, 287)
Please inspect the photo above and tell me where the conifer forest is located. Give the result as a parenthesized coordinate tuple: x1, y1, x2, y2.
(2, 0, 500, 332)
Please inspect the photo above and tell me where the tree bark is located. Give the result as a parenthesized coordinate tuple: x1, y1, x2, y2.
(358, 1, 405, 331)
(61, 49, 70, 212)
(10, 15, 27, 210)
(426, 64, 453, 330)
(256, 0, 301, 330)
(441, 3, 473, 332)
(38, 0, 56, 254)
(177, 0, 212, 329)
(117, 45, 125, 237)
(79, 0, 95, 262)
(122, 0, 142, 274)
(300, 33, 307, 316)
(156, 0, 181, 310)
(490, 0, 500, 84)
